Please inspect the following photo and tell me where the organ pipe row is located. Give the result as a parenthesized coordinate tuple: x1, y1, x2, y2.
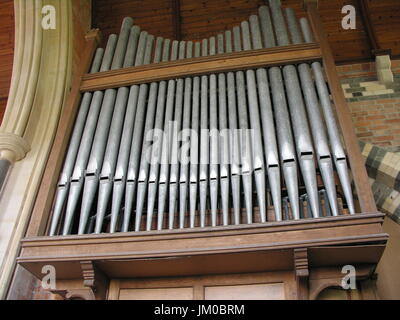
(49, 0, 355, 236)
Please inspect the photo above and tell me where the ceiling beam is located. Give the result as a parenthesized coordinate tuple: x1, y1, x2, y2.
(171, 0, 182, 40)
(357, 0, 391, 56)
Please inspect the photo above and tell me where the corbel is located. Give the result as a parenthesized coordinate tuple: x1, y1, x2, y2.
(51, 261, 109, 300)
(294, 248, 309, 300)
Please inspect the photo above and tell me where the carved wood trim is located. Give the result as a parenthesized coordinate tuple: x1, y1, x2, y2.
(50, 261, 109, 300)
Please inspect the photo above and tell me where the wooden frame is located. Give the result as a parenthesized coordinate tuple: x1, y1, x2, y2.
(19, 2, 387, 300)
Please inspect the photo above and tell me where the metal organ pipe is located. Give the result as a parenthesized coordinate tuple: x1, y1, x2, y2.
(299, 18, 356, 214)
(234, 25, 253, 224)
(217, 33, 230, 226)
(284, 9, 340, 216)
(134, 37, 165, 232)
(62, 34, 118, 235)
(78, 17, 135, 235)
(122, 32, 154, 232)
(49, 48, 104, 236)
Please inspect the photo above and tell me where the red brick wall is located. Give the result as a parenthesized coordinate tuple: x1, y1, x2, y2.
(338, 60, 400, 152)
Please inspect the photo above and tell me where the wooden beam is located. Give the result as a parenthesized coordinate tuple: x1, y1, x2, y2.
(26, 29, 102, 237)
(171, 0, 181, 41)
(306, 2, 378, 213)
(80, 43, 322, 92)
(357, 0, 391, 56)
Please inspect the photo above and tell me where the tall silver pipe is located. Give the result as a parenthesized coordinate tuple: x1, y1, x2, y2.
(283, 10, 339, 216)
(258, 6, 276, 48)
(134, 38, 165, 232)
(145, 39, 175, 231)
(257, 5, 283, 221)
(49, 48, 104, 236)
(298, 63, 340, 216)
(267, 2, 303, 220)
(269, 4, 319, 219)
(178, 46, 194, 229)
(149, 40, 180, 231)
(282, 65, 320, 219)
(256, 68, 282, 221)
(110, 27, 147, 233)
(197, 38, 209, 228)
(269, 67, 300, 220)
(300, 18, 355, 214)
(268, 0, 290, 46)
(62, 34, 118, 235)
(77, 18, 134, 235)
(227, 29, 241, 225)
(217, 33, 230, 226)
(208, 37, 219, 227)
(248, 17, 268, 223)
(189, 40, 205, 229)
(94, 26, 142, 234)
(122, 33, 155, 232)
(166, 41, 183, 229)
(234, 24, 253, 224)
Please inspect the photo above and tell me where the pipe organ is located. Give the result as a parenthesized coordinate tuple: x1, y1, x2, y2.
(49, 2, 356, 236)
(16, 0, 389, 301)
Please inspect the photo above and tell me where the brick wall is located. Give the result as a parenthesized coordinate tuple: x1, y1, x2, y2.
(338, 60, 400, 152)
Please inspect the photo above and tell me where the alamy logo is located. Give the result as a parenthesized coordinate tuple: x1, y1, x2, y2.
(342, 5, 356, 30)
(42, 5, 56, 30)
(41, 265, 56, 290)
(341, 265, 357, 290)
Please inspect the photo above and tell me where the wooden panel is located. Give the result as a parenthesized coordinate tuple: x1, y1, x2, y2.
(111, 271, 296, 300)
(120, 287, 194, 300)
(204, 283, 285, 300)
(80, 44, 322, 92)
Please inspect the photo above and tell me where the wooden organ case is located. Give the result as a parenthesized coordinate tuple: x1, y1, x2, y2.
(17, 0, 387, 300)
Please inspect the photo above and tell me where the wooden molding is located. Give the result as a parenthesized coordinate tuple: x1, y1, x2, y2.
(80, 43, 322, 92)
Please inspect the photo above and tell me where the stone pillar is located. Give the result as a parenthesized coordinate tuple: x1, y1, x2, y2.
(376, 54, 394, 84)
(0, 133, 30, 192)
